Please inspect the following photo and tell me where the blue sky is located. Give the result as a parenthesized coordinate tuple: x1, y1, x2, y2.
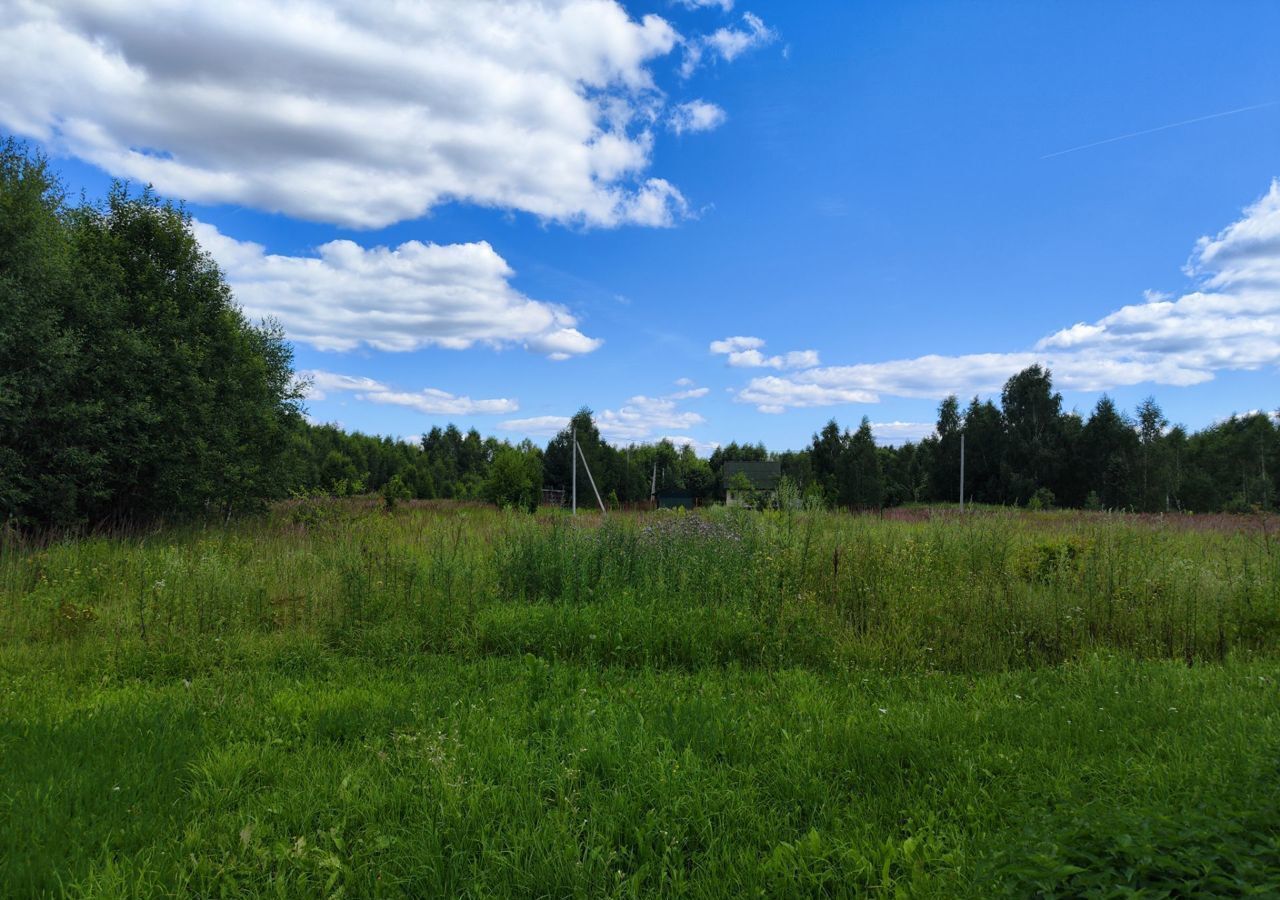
(5, 1, 1279, 451)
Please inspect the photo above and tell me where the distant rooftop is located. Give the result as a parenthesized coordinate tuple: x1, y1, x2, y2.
(723, 460, 781, 490)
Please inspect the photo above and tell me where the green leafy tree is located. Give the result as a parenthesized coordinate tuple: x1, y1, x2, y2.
(381, 473, 411, 510)
(0, 140, 302, 528)
(1080, 396, 1138, 510)
(485, 444, 542, 511)
(837, 418, 884, 509)
(1000, 366, 1066, 505)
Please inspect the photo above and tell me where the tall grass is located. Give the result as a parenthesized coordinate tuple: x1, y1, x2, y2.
(5, 504, 1277, 673)
(3, 504, 1279, 895)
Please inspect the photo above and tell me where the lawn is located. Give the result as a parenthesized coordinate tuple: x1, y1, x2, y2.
(2, 503, 1278, 896)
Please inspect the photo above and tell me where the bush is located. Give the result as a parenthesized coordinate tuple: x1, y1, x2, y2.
(381, 474, 411, 511)
(1027, 487, 1056, 510)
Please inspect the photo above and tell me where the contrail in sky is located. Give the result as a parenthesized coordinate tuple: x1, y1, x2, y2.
(1041, 99, 1278, 160)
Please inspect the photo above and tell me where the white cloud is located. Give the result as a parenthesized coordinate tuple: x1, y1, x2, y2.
(499, 415, 572, 436)
(736, 180, 1280, 411)
(301, 371, 384, 399)
(597, 394, 705, 440)
(869, 422, 937, 445)
(657, 435, 720, 455)
(674, 0, 734, 10)
(670, 99, 727, 135)
(193, 221, 602, 357)
(302, 369, 517, 416)
(0, 0, 702, 229)
(710, 336, 818, 369)
(709, 335, 765, 353)
(500, 385, 708, 443)
(680, 11, 776, 77)
(707, 11, 775, 61)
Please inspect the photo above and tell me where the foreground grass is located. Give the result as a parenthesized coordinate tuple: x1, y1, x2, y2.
(2, 505, 1279, 896)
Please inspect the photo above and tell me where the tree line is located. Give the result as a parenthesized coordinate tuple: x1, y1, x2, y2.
(289, 368, 1276, 516)
(3, 138, 1276, 528)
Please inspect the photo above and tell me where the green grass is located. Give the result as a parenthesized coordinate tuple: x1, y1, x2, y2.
(2, 505, 1279, 896)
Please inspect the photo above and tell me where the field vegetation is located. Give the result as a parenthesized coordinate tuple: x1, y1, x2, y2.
(3, 503, 1278, 896)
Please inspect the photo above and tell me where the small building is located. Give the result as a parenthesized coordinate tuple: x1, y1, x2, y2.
(723, 460, 781, 507)
(656, 488, 696, 510)
(540, 488, 566, 507)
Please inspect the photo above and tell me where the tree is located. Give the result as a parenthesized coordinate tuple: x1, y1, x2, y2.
(0, 141, 302, 528)
(928, 396, 963, 502)
(381, 473, 411, 510)
(809, 419, 844, 503)
(485, 444, 542, 511)
(1000, 366, 1066, 505)
(1079, 396, 1137, 510)
(1135, 397, 1170, 511)
(962, 397, 1007, 504)
(837, 418, 884, 509)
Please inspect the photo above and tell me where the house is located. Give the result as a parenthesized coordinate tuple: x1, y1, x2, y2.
(722, 460, 781, 507)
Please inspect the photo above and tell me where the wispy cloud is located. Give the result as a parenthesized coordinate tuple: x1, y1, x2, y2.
(302, 370, 517, 416)
(680, 11, 776, 77)
(500, 383, 709, 443)
(1041, 100, 1278, 160)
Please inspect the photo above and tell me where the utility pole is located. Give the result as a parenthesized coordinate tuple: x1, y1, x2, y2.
(959, 431, 966, 512)
(571, 426, 577, 515)
(577, 440, 607, 514)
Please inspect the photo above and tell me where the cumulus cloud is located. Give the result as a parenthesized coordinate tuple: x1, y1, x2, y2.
(302, 370, 517, 416)
(670, 100, 727, 134)
(597, 394, 706, 440)
(0, 0, 706, 228)
(193, 221, 601, 357)
(501, 384, 708, 443)
(680, 11, 776, 77)
(737, 180, 1280, 411)
(710, 336, 819, 370)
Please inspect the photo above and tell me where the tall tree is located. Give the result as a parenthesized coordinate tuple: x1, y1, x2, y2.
(1135, 397, 1170, 511)
(929, 395, 963, 503)
(1000, 366, 1066, 505)
(1079, 396, 1138, 509)
(837, 418, 884, 509)
(1, 141, 302, 527)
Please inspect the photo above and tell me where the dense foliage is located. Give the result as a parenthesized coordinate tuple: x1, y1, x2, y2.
(0, 141, 301, 528)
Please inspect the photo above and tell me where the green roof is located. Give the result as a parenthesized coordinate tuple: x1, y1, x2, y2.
(723, 460, 781, 490)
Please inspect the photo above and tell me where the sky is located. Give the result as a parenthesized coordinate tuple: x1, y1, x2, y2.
(3, 0, 1279, 453)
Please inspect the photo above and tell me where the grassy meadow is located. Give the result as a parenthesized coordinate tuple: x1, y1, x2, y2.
(2, 502, 1279, 897)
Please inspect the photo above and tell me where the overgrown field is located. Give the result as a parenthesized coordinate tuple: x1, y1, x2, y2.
(2, 504, 1279, 896)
